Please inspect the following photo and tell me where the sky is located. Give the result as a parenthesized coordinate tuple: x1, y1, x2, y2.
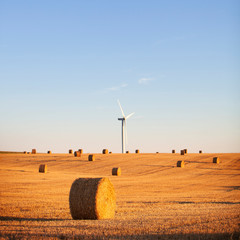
(0, 0, 239, 153)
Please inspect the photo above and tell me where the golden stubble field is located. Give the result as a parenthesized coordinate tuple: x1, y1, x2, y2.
(0, 152, 239, 239)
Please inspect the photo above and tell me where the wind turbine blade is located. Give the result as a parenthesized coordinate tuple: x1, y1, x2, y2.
(117, 100, 125, 118)
(125, 112, 135, 120)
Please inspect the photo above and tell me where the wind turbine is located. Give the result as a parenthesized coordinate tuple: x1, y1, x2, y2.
(117, 100, 135, 153)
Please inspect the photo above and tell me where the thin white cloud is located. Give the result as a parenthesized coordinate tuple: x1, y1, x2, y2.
(106, 83, 128, 92)
(138, 78, 152, 85)
(120, 83, 128, 88)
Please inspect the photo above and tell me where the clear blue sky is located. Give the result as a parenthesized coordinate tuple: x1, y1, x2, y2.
(0, 0, 239, 153)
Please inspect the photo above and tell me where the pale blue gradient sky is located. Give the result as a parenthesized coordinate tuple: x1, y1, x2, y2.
(0, 1, 239, 153)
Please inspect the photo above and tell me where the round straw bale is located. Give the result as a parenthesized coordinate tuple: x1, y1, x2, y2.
(156, 152, 159, 154)
(184, 149, 187, 154)
(172, 150, 175, 154)
(109, 152, 112, 154)
(78, 149, 83, 154)
(126, 151, 129, 154)
(180, 150, 185, 155)
(27, 152, 31, 154)
(88, 154, 95, 161)
(69, 177, 116, 220)
(177, 160, 184, 168)
(112, 167, 121, 176)
(69, 149, 73, 154)
(32, 149, 36, 154)
(199, 150, 202, 154)
(23, 151, 27, 154)
(74, 151, 81, 157)
(135, 149, 140, 153)
(39, 164, 47, 173)
(47, 151, 51, 154)
(213, 157, 219, 164)
(102, 149, 108, 154)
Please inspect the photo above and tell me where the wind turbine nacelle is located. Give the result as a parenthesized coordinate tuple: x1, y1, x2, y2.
(118, 118, 124, 121)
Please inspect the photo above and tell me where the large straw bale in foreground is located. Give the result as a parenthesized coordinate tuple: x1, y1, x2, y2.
(32, 149, 36, 154)
(102, 149, 108, 154)
(112, 167, 121, 176)
(69, 178, 116, 220)
(74, 151, 81, 157)
(88, 154, 95, 161)
(177, 161, 184, 168)
(39, 164, 47, 173)
(213, 157, 219, 164)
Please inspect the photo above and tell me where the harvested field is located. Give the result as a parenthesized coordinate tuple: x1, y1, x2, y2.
(0, 153, 239, 239)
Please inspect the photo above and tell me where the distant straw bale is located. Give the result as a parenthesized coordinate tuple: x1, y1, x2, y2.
(27, 152, 31, 154)
(32, 149, 36, 154)
(69, 177, 116, 220)
(199, 150, 202, 154)
(23, 151, 27, 154)
(47, 151, 51, 154)
(156, 152, 159, 154)
(69, 149, 73, 154)
(213, 157, 219, 164)
(112, 167, 121, 176)
(184, 149, 187, 154)
(74, 151, 81, 157)
(78, 149, 83, 154)
(180, 150, 185, 155)
(126, 151, 129, 154)
(88, 154, 95, 161)
(39, 164, 47, 173)
(177, 161, 184, 168)
(172, 150, 175, 154)
(102, 149, 108, 154)
(135, 149, 140, 153)
(109, 152, 112, 154)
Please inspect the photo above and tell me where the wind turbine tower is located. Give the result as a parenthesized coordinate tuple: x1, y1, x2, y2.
(117, 100, 134, 153)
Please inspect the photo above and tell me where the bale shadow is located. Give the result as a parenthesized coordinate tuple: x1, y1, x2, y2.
(170, 201, 240, 205)
(0, 216, 69, 222)
(184, 160, 210, 164)
(222, 186, 240, 192)
(197, 167, 239, 171)
(144, 165, 175, 169)
(2, 169, 28, 173)
(0, 231, 239, 240)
